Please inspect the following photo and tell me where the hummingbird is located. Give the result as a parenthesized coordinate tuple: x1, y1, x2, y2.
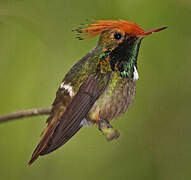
(28, 20, 167, 166)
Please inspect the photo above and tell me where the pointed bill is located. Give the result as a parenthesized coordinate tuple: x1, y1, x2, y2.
(139, 26, 167, 37)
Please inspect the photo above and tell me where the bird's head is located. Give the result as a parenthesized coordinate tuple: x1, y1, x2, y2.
(78, 20, 166, 50)
(77, 20, 167, 77)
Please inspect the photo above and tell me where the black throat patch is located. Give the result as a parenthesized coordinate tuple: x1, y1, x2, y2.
(109, 36, 141, 78)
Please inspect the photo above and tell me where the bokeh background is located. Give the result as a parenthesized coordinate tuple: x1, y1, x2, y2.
(0, 0, 191, 180)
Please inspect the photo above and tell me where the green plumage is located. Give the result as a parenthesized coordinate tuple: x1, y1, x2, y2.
(28, 21, 167, 166)
(29, 29, 141, 165)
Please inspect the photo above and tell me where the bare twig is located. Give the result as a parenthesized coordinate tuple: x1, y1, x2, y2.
(0, 108, 51, 123)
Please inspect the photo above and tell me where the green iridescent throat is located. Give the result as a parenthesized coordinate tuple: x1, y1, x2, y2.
(98, 39, 141, 78)
(119, 43, 139, 78)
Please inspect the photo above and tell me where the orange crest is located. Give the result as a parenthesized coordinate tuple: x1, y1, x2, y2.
(77, 20, 145, 38)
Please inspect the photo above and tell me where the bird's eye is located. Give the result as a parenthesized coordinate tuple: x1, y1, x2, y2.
(114, 32, 122, 40)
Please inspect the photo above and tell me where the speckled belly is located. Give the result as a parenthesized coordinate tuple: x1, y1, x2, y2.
(89, 72, 136, 122)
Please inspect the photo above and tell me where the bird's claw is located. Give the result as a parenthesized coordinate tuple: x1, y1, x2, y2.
(97, 119, 120, 141)
(102, 128, 120, 141)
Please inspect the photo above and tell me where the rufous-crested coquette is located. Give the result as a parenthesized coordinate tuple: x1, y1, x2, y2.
(28, 20, 167, 166)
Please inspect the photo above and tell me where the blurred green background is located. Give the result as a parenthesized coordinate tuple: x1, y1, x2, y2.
(0, 0, 191, 180)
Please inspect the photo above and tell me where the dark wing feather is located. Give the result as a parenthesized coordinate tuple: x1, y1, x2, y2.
(28, 76, 101, 166)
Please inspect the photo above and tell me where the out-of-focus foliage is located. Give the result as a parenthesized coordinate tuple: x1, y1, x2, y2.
(0, 0, 190, 180)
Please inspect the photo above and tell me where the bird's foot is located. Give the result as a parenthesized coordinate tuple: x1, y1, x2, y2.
(98, 119, 120, 141)
(101, 128, 120, 141)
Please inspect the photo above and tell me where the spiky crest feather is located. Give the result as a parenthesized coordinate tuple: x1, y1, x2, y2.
(77, 20, 145, 38)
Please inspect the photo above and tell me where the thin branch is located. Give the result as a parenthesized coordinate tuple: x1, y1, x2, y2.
(0, 108, 51, 123)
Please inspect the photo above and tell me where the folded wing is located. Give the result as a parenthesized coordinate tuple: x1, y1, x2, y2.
(28, 76, 101, 166)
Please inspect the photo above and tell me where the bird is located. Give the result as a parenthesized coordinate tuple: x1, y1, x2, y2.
(28, 19, 167, 166)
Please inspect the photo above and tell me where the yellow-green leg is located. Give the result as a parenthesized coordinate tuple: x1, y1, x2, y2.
(98, 120, 120, 141)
